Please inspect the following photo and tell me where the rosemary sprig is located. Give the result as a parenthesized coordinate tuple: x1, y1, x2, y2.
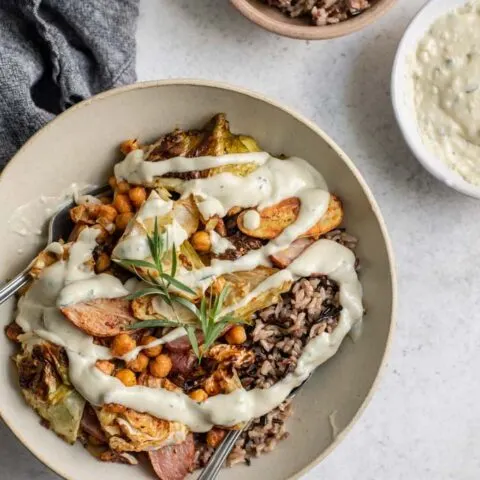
(115, 218, 244, 361)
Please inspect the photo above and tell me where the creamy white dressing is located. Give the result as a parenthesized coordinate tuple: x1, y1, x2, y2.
(180, 156, 327, 220)
(242, 210, 261, 231)
(8, 183, 94, 251)
(115, 150, 270, 185)
(412, 1, 480, 184)
(14, 151, 363, 433)
(209, 230, 235, 255)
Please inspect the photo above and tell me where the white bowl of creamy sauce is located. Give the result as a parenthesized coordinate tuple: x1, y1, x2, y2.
(392, 0, 480, 197)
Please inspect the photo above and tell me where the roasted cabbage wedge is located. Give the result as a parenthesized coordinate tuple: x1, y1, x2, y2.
(96, 404, 188, 453)
(112, 193, 205, 300)
(237, 195, 343, 240)
(15, 341, 85, 444)
(222, 266, 292, 321)
(132, 266, 291, 324)
(131, 295, 197, 324)
(140, 114, 262, 191)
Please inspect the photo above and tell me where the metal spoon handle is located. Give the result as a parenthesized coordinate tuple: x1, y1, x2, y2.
(197, 428, 245, 480)
(0, 271, 30, 305)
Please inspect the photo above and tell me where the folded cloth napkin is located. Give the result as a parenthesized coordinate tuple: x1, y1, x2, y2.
(0, 0, 139, 168)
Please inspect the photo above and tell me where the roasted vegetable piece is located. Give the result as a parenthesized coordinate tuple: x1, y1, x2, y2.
(15, 342, 85, 444)
(96, 405, 189, 453)
(148, 434, 195, 480)
(30, 248, 62, 278)
(142, 114, 262, 191)
(203, 364, 243, 396)
(131, 286, 198, 323)
(220, 266, 292, 320)
(269, 237, 315, 269)
(237, 195, 343, 240)
(238, 197, 299, 240)
(204, 344, 255, 369)
(112, 193, 204, 299)
(60, 298, 136, 337)
(221, 266, 278, 307)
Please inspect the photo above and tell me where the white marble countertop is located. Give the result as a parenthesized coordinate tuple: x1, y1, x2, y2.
(3, 0, 480, 479)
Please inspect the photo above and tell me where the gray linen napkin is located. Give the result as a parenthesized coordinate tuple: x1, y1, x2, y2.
(0, 0, 139, 167)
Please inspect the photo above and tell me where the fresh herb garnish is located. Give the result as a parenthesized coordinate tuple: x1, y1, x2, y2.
(115, 218, 244, 361)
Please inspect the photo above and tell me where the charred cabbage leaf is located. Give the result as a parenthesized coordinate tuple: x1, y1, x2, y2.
(96, 404, 188, 452)
(221, 266, 292, 321)
(15, 342, 85, 444)
(131, 266, 291, 324)
(142, 114, 262, 190)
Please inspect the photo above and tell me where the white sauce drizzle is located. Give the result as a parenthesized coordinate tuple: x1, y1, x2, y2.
(242, 210, 261, 230)
(209, 230, 234, 255)
(14, 151, 363, 433)
(115, 150, 270, 185)
(179, 156, 327, 220)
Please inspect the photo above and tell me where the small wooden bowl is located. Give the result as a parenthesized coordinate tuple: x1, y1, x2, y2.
(230, 0, 397, 40)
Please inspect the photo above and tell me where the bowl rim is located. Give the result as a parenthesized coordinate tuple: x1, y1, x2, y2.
(391, 0, 480, 199)
(229, 0, 398, 40)
(0, 78, 397, 480)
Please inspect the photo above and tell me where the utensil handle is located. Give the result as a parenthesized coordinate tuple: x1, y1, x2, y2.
(197, 428, 244, 480)
(0, 271, 30, 305)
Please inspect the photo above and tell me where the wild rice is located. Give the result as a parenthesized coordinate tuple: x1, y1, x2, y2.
(263, 0, 372, 25)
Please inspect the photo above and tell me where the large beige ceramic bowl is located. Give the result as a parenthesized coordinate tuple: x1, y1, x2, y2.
(0, 80, 395, 480)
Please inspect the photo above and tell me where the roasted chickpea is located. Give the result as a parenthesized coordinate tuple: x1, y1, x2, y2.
(111, 333, 136, 356)
(189, 389, 208, 403)
(116, 181, 130, 194)
(108, 175, 118, 190)
(140, 335, 163, 357)
(225, 325, 247, 345)
(99, 196, 111, 205)
(127, 353, 149, 373)
(128, 186, 147, 209)
(149, 354, 173, 378)
(191, 231, 211, 253)
(206, 428, 226, 449)
(120, 139, 139, 154)
(115, 212, 134, 231)
(98, 204, 118, 223)
(95, 253, 111, 273)
(113, 193, 132, 213)
(115, 369, 136, 387)
(95, 360, 115, 376)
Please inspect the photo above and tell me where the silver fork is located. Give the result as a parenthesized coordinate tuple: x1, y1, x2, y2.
(0, 185, 110, 305)
(197, 375, 312, 480)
